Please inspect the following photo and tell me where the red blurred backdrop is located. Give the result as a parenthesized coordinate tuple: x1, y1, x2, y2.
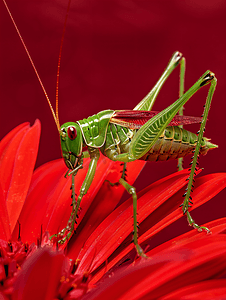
(1, 0, 226, 241)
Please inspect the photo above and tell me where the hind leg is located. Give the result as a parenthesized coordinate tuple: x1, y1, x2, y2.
(181, 76, 217, 232)
(134, 51, 183, 111)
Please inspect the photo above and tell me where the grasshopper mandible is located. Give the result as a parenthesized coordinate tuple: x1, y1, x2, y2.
(3, 0, 217, 257)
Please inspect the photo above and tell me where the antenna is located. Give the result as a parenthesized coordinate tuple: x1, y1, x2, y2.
(2, 0, 65, 133)
(56, 0, 72, 128)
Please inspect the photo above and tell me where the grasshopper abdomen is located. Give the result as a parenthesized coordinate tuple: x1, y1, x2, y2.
(102, 124, 217, 163)
(140, 126, 217, 162)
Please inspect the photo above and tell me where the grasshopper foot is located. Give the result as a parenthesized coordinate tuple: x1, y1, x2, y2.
(186, 211, 211, 234)
(105, 179, 120, 187)
(50, 229, 74, 244)
(58, 231, 74, 244)
(135, 243, 149, 259)
(50, 226, 67, 241)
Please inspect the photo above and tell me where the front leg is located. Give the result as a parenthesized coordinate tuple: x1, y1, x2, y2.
(54, 147, 100, 244)
(76, 147, 100, 213)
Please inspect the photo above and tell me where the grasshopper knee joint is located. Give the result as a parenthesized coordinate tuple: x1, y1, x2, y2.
(129, 187, 136, 195)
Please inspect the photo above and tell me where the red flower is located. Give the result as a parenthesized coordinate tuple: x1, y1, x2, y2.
(0, 122, 226, 299)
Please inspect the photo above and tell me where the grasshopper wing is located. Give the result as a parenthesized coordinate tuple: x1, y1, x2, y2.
(110, 110, 202, 130)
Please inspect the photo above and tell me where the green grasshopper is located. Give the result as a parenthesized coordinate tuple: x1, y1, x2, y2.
(3, 0, 217, 257)
(56, 52, 217, 256)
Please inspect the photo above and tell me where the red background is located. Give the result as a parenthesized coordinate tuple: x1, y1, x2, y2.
(1, 0, 226, 239)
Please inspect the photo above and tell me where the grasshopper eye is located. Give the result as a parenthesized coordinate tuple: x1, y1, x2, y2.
(67, 126, 77, 140)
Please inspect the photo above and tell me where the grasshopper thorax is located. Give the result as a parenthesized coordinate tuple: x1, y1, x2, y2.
(60, 122, 83, 170)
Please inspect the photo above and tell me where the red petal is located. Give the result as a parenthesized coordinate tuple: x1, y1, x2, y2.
(0, 292, 8, 300)
(0, 123, 30, 201)
(86, 171, 226, 284)
(79, 251, 187, 300)
(5, 120, 41, 233)
(12, 247, 65, 300)
(139, 173, 226, 245)
(81, 236, 226, 300)
(161, 279, 226, 299)
(132, 235, 226, 300)
(110, 172, 226, 268)
(76, 169, 191, 274)
(0, 184, 11, 240)
(0, 122, 40, 237)
(11, 159, 67, 243)
(147, 217, 226, 257)
(0, 122, 30, 159)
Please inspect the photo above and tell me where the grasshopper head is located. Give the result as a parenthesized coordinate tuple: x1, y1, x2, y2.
(60, 122, 83, 169)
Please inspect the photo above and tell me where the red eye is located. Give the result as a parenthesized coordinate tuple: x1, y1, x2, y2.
(67, 126, 77, 140)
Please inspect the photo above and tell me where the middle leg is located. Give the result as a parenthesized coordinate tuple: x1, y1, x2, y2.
(119, 177, 148, 258)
